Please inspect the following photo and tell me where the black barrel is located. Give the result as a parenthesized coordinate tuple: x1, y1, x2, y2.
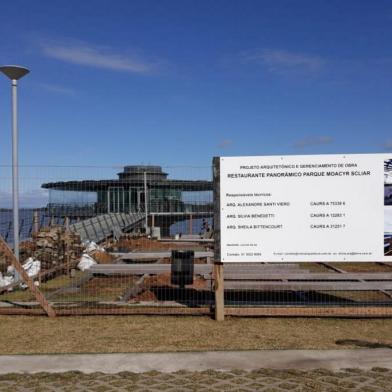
(171, 250, 194, 287)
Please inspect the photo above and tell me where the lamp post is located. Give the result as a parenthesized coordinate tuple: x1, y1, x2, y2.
(0, 65, 30, 266)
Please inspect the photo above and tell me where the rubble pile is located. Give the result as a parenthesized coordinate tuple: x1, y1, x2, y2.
(31, 226, 84, 270)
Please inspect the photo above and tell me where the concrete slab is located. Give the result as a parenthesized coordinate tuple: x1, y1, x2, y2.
(0, 349, 392, 374)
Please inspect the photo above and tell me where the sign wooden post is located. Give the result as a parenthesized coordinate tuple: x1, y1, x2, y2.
(213, 157, 225, 320)
(0, 236, 56, 317)
(214, 262, 224, 321)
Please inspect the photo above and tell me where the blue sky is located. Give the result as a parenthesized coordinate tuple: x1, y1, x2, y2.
(1, 0, 392, 168)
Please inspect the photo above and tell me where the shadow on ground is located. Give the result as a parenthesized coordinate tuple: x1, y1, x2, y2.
(336, 339, 392, 349)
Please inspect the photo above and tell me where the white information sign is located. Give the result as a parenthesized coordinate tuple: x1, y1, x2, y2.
(219, 154, 392, 262)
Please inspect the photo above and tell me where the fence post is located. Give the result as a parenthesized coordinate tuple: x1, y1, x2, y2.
(214, 262, 224, 321)
(212, 157, 224, 320)
(189, 213, 193, 235)
(33, 210, 39, 234)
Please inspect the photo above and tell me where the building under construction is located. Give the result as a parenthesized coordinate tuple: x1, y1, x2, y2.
(41, 165, 213, 236)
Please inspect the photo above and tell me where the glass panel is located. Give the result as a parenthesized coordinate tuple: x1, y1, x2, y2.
(108, 187, 124, 213)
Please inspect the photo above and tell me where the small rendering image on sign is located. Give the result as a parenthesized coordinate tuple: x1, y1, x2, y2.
(217, 153, 387, 263)
(384, 208, 392, 256)
(384, 159, 392, 256)
(385, 159, 392, 205)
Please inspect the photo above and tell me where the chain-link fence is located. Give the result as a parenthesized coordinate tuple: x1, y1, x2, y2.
(1, 164, 392, 318)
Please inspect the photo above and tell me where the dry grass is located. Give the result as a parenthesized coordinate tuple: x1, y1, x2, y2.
(2, 315, 392, 354)
(0, 273, 85, 302)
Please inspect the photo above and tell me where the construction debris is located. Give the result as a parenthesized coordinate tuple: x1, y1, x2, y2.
(31, 226, 84, 270)
(83, 240, 105, 253)
(0, 272, 13, 289)
(0, 257, 41, 291)
(77, 253, 97, 271)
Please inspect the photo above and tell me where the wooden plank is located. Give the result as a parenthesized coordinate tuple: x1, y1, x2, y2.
(214, 263, 224, 321)
(89, 267, 306, 276)
(224, 264, 302, 268)
(113, 251, 214, 260)
(159, 238, 214, 243)
(0, 307, 46, 316)
(222, 273, 392, 280)
(0, 306, 211, 316)
(90, 263, 303, 275)
(223, 281, 392, 290)
(0, 236, 56, 318)
(56, 307, 212, 316)
(319, 262, 346, 274)
(2, 305, 392, 317)
(320, 262, 392, 299)
(90, 264, 302, 271)
(224, 306, 392, 317)
(38, 258, 80, 283)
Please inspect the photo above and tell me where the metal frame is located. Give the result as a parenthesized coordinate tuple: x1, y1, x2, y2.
(107, 186, 125, 213)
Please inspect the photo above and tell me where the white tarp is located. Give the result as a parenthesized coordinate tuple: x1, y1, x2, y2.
(84, 240, 105, 253)
(77, 253, 97, 271)
(0, 257, 41, 290)
(23, 257, 41, 277)
(0, 272, 13, 288)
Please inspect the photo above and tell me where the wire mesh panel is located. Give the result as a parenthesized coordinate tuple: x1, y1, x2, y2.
(1, 163, 392, 317)
(0, 164, 214, 315)
(220, 261, 392, 317)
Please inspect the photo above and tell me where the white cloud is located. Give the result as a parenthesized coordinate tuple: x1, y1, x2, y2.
(293, 136, 333, 148)
(243, 49, 325, 74)
(39, 39, 157, 74)
(38, 82, 76, 95)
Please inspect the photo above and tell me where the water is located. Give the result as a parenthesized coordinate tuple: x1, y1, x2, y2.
(0, 208, 65, 244)
(0, 209, 213, 244)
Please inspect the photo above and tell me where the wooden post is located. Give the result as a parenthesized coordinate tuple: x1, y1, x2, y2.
(189, 214, 193, 235)
(214, 262, 224, 321)
(33, 210, 39, 234)
(212, 157, 221, 262)
(65, 216, 70, 232)
(0, 236, 56, 317)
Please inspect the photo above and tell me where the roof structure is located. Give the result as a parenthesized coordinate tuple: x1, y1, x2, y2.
(42, 165, 212, 192)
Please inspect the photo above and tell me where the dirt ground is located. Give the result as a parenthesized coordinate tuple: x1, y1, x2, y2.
(2, 316, 392, 354)
(1, 368, 392, 391)
(90, 250, 117, 264)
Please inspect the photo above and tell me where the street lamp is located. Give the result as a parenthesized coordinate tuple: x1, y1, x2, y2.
(0, 65, 30, 265)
